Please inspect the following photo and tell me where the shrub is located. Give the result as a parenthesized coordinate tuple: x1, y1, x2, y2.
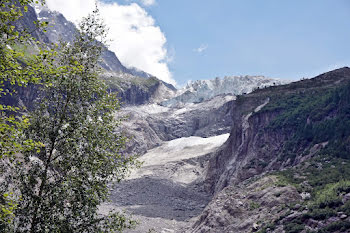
(313, 180, 350, 209)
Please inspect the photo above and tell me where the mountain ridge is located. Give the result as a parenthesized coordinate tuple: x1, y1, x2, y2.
(32, 3, 152, 77)
(161, 75, 287, 107)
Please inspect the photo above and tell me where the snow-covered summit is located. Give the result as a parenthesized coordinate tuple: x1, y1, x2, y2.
(161, 75, 287, 107)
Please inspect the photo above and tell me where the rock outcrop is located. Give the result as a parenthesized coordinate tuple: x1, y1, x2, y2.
(191, 176, 301, 233)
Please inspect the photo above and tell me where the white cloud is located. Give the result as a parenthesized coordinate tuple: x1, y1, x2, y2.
(125, 0, 156, 7)
(45, 0, 175, 85)
(194, 44, 208, 53)
(140, 0, 156, 6)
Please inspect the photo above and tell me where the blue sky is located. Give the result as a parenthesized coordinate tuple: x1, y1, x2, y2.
(146, 0, 350, 85)
(52, 0, 350, 86)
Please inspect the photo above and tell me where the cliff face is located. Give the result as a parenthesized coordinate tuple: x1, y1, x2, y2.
(205, 96, 286, 193)
(103, 75, 176, 106)
(14, 4, 50, 43)
(205, 67, 350, 194)
(192, 67, 350, 232)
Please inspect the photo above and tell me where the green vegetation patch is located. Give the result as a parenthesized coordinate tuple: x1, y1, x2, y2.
(272, 156, 350, 232)
(260, 81, 350, 161)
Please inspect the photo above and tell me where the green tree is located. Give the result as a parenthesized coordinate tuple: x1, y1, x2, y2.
(0, 0, 49, 228)
(1, 4, 137, 233)
(0, 0, 47, 158)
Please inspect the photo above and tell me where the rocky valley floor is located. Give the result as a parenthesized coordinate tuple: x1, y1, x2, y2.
(102, 134, 229, 232)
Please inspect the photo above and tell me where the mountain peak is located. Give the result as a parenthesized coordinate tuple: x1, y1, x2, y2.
(30, 3, 153, 79)
(161, 75, 287, 107)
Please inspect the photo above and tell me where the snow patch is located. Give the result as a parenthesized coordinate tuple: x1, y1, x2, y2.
(128, 133, 229, 184)
(140, 133, 229, 167)
(124, 103, 169, 115)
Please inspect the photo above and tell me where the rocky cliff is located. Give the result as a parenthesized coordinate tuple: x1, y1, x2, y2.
(205, 67, 350, 194)
(192, 67, 350, 232)
(14, 3, 50, 44)
(102, 74, 176, 106)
